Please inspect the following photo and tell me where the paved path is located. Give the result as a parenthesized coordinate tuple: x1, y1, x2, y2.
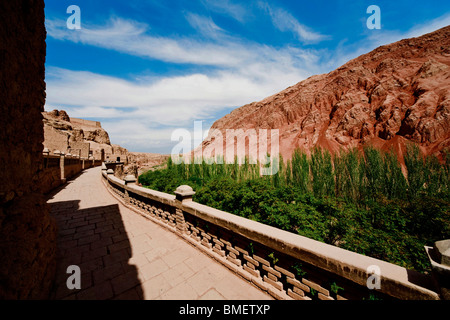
(48, 167, 272, 300)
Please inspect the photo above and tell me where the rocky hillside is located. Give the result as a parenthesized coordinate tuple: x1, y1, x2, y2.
(42, 110, 168, 176)
(43, 109, 112, 158)
(201, 25, 450, 161)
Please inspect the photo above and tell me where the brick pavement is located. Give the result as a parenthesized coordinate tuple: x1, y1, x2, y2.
(47, 167, 272, 300)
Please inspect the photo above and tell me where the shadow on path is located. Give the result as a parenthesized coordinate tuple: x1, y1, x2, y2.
(49, 200, 143, 300)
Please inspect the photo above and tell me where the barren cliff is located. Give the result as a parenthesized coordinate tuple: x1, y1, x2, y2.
(42, 110, 168, 176)
(43, 109, 112, 158)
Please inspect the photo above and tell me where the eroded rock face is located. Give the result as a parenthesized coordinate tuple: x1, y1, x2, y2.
(46, 109, 71, 122)
(42, 110, 169, 176)
(202, 26, 450, 161)
(43, 110, 112, 157)
(83, 128, 111, 145)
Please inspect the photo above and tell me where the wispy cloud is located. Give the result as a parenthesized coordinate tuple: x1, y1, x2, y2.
(45, 14, 326, 90)
(45, 49, 315, 124)
(185, 12, 225, 39)
(259, 2, 330, 44)
(46, 17, 245, 67)
(201, 0, 248, 23)
(101, 120, 177, 154)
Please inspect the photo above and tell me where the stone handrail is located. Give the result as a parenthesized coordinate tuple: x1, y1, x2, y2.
(41, 149, 102, 194)
(101, 166, 442, 300)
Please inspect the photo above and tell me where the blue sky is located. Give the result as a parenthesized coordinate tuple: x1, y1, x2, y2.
(44, 0, 450, 154)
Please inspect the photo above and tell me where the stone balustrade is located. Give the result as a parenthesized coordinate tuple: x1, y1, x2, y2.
(101, 165, 444, 300)
(41, 149, 103, 194)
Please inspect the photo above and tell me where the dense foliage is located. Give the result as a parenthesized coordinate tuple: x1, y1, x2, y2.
(139, 144, 450, 273)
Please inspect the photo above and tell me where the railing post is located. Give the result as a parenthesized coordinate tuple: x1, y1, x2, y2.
(42, 148, 49, 168)
(55, 150, 66, 183)
(124, 174, 137, 204)
(425, 239, 450, 300)
(76, 154, 81, 168)
(174, 185, 195, 235)
(124, 174, 136, 185)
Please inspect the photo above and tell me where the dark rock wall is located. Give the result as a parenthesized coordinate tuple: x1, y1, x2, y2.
(0, 0, 57, 299)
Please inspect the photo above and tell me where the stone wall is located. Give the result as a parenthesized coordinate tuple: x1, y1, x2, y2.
(64, 162, 83, 181)
(41, 155, 63, 195)
(69, 141, 90, 158)
(0, 0, 57, 299)
(43, 125, 92, 159)
(105, 153, 127, 163)
(41, 153, 102, 194)
(43, 125, 70, 154)
(70, 118, 102, 128)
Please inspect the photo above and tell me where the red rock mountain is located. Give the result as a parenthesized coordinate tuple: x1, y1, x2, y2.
(202, 26, 450, 161)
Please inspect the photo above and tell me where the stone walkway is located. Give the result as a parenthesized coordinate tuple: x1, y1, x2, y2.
(47, 167, 272, 300)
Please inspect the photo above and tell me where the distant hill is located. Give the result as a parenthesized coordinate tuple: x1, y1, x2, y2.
(42, 109, 168, 176)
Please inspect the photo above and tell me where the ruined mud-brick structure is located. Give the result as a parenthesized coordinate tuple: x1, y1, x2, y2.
(0, 1, 57, 299)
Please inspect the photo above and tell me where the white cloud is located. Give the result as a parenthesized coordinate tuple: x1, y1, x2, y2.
(46, 17, 246, 67)
(185, 12, 225, 39)
(259, 2, 330, 44)
(102, 120, 176, 153)
(201, 0, 248, 23)
(45, 54, 310, 124)
(45, 14, 327, 72)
